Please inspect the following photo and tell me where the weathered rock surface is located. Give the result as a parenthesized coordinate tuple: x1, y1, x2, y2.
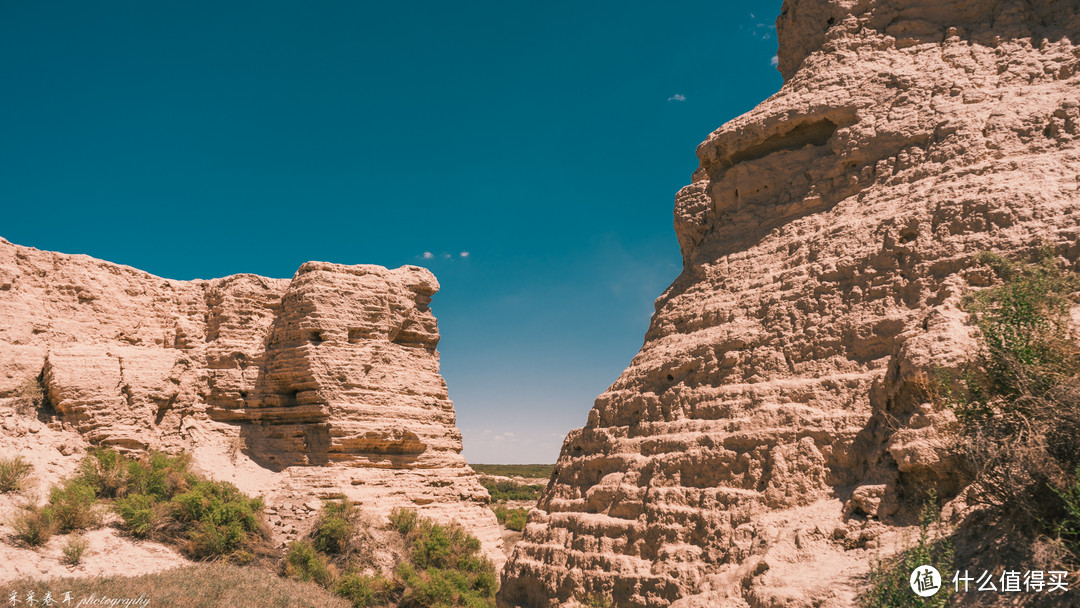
(500, 0, 1080, 606)
(0, 238, 503, 565)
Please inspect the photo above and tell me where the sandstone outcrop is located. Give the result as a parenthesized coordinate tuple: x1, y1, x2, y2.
(500, 1, 1080, 606)
(0, 238, 503, 564)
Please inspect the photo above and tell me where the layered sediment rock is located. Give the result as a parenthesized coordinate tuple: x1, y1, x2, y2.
(500, 1, 1080, 606)
(0, 238, 502, 562)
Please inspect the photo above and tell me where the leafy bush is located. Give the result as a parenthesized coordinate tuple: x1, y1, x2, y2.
(61, 535, 89, 566)
(68, 447, 269, 561)
(335, 571, 399, 608)
(284, 540, 335, 587)
(0, 456, 33, 493)
(861, 499, 954, 608)
(289, 505, 495, 608)
(478, 477, 544, 502)
(171, 480, 266, 559)
(75, 447, 133, 499)
(48, 480, 102, 532)
(389, 507, 420, 535)
(11, 505, 57, 547)
(396, 513, 496, 608)
(493, 505, 528, 532)
(312, 500, 361, 554)
(116, 493, 166, 539)
(76, 448, 193, 501)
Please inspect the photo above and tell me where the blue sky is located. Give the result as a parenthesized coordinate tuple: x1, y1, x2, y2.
(1, 1, 783, 463)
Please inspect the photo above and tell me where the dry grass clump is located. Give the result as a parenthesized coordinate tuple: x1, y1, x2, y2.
(0, 456, 33, 493)
(4, 562, 352, 608)
(10, 375, 48, 417)
(61, 534, 89, 566)
(936, 248, 1080, 557)
(11, 504, 58, 547)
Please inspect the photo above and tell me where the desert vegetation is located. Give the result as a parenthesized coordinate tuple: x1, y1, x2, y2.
(477, 476, 539, 534)
(944, 250, 1080, 554)
(492, 505, 528, 532)
(281, 501, 497, 607)
(0, 455, 32, 493)
(9, 375, 49, 417)
(3, 562, 352, 608)
(863, 248, 1080, 605)
(470, 464, 553, 479)
(861, 497, 954, 608)
(477, 477, 544, 503)
(7, 447, 271, 562)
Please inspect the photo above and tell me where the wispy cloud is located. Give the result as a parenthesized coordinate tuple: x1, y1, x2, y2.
(418, 250, 472, 261)
(770, 55, 779, 67)
(667, 93, 686, 102)
(742, 12, 777, 40)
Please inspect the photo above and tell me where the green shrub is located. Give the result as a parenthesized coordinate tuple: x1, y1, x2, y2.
(11, 505, 57, 547)
(116, 493, 166, 539)
(861, 499, 954, 608)
(312, 500, 360, 554)
(48, 480, 101, 532)
(73, 448, 268, 560)
(126, 451, 193, 501)
(61, 534, 89, 566)
(171, 480, 265, 559)
(395, 511, 496, 608)
(285, 540, 335, 587)
(493, 505, 528, 532)
(76, 447, 132, 498)
(335, 571, 399, 607)
(0, 456, 33, 493)
(389, 507, 420, 535)
(287, 505, 494, 608)
(477, 477, 544, 502)
(75, 448, 193, 501)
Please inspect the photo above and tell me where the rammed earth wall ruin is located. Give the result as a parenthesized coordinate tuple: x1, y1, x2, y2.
(499, 0, 1080, 606)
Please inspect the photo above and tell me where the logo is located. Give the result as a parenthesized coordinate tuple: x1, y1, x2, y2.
(911, 565, 942, 597)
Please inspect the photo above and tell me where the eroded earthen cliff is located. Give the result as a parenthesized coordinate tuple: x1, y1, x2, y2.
(0, 238, 503, 563)
(500, 1, 1080, 606)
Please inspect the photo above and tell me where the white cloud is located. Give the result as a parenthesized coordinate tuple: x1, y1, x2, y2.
(770, 56, 779, 67)
(460, 251, 470, 258)
(443, 253, 451, 259)
(667, 93, 686, 102)
(422, 251, 434, 259)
